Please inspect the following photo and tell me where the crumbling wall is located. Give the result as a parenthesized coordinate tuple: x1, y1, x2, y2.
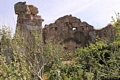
(14, 2, 44, 44)
(96, 24, 116, 39)
(43, 15, 116, 51)
(14, 2, 116, 52)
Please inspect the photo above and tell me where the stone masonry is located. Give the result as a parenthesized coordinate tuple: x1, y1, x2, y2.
(14, 2, 116, 51)
(43, 15, 116, 51)
(14, 2, 44, 44)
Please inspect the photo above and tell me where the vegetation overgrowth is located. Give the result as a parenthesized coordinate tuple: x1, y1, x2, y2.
(0, 13, 120, 80)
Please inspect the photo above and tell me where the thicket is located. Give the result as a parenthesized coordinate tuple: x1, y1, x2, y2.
(0, 13, 120, 80)
(47, 13, 120, 80)
(0, 27, 64, 80)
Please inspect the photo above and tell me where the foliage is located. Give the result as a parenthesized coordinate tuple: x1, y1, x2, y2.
(48, 40, 120, 80)
(0, 28, 31, 80)
(0, 27, 64, 80)
(1, 13, 120, 80)
(47, 13, 120, 80)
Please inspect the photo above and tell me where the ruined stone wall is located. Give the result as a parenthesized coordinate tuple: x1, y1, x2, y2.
(14, 2, 116, 51)
(96, 24, 116, 39)
(43, 15, 116, 51)
(14, 2, 44, 44)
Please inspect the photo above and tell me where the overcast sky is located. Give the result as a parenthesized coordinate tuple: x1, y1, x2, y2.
(0, 0, 120, 34)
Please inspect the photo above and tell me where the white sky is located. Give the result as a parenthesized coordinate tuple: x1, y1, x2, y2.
(0, 0, 120, 34)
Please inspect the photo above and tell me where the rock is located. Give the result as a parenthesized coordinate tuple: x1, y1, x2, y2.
(15, 2, 44, 48)
(28, 5, 39, 15)
(14, 2, 39, 15)
(14, 2, 29, 14)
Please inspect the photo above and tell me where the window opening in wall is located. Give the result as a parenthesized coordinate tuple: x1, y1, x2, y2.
(72, 27, 77, 30)
(75, 47, 78, 49)
(55, 27, 57, 30)
(104, 33, 106, 36)
(82, 27, 84, 31)
(29, 31, 31, 34)
(64, 47, 68, 50)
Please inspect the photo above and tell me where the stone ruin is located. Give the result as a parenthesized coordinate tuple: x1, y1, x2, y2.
(14, 2, 44, 44)
(43, 15, 116, 51)
(14, 2, 116, 51)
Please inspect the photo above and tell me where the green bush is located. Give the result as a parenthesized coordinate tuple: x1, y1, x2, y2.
(1, 13, 120, 80)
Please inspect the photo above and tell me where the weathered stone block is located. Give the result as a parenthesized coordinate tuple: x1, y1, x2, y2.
(27, 25, 41, 30)
(80, 22, 87, 27)
(64, 17, 69, 22)
(25, 14, 33, 20)
(69, 17, 76, 23)
(18, 14, 25, 18)
(72, 23, 79, 27)
(14, 2, 29, 14)
(76, 19, 81, 23)
(25, 11, 31, 14)
(28, 5, 39, 15)
(33, 15, 41, 20)
(17, 18, 24, 24)
(89, 30, 96, 43)
(59, 23, 65, 27)
(55, 20, 61, 25)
